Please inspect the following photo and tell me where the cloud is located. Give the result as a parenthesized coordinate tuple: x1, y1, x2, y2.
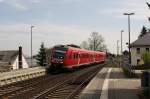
(0, 23, 89, 39)
(0, 23, 91, 55)
(0, 0, 4, 2)
(100, 0, 150, 20)
(7, 0, 28, 11)
(31, 0, 41, 4)
(0, 0, 42, 11)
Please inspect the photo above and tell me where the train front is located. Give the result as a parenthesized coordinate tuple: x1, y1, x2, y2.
(50, 45, 68, 70)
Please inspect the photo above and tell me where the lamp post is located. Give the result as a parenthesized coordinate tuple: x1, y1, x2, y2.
(123, 13, 134, 64)
(31, 26, 34, 67)
(117, 40, 119, 57)
(117, 40, 120, 67)
(121, 30, 124, 56)
(121, 30, 124, 67)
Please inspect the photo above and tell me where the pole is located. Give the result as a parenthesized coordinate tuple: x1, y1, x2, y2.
(121, 30, 123, 56)
(117, 40, 119, 56)
(117, 40, 120, 67)
(123, 13, 134, 64)
(121, 30, 124, 67)
(94, 39, 95, 51)
(31, 26, 34, 67)
(128, 15, 131, 64)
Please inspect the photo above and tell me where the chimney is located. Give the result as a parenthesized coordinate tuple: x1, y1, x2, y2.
(18, 46, 22, 69)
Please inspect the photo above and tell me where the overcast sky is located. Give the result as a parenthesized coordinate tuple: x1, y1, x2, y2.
(0, 0, 150, 56)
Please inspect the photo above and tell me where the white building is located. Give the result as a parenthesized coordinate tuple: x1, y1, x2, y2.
(0, 47, 29, 72)
(130, 33, 150, 66)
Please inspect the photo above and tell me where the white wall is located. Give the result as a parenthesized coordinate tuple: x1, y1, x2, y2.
(131, 47, 141, 66)
(12, 55, 29, 70)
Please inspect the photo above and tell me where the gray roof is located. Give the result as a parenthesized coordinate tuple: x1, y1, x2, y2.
(131, 33, 150, 47)
(0, 50, 18, 66)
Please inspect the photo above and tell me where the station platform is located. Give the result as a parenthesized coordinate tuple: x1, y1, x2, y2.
(0, 67, 46, 86)
(79, 67, 140, 99)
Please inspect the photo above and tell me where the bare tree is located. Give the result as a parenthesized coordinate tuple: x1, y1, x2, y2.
(80, 32, 107, 51)
(80, 41, 89, 49)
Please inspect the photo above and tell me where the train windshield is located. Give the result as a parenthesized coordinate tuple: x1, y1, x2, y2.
(53, 50, 67, 59)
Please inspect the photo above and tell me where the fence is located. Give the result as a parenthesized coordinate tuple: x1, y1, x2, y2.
(0, 67, 46, 86)
(141, 71, 150, 97)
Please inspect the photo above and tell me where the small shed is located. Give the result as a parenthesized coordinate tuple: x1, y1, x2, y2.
(0, 47, 29, 72)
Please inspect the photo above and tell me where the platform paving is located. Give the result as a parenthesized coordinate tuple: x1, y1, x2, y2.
(79, 67, 140, 99)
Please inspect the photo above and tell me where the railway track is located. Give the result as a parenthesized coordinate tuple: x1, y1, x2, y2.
(0, 63, 104, 99)
(33, 64, 103, 99)
(0, 74, 69, 99)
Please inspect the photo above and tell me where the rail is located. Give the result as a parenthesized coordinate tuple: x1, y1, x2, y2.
(0, 67, 46, 86)
(33, 64, 103, 99)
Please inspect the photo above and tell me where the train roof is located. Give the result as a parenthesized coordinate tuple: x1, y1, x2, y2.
(53, 44, 80, 49)
(68, 46, 105, 54)
(53, 44, 105, 54)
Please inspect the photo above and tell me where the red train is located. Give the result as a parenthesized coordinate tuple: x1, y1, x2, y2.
(50, 45, 106, 70)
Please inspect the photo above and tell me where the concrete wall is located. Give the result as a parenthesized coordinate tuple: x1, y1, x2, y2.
(131, 47, 150, 66)
(12, 55, 29, 70)
(0, 67, 46, 86)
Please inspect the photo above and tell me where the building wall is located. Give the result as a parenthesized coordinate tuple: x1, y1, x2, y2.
(131, 47, 150, 66)
(12, 55, 29, 70)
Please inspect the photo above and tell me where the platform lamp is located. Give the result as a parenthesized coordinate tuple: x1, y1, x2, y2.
(123, 12, 134, 64)
(31, 26, 34, 67)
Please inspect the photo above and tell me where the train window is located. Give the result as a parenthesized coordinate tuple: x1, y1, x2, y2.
(81, 54, 83, 58)
(74, 53, 76, 59)
(76, 54, 78, 58)
(83, 54, 85, 58)
(69, 53, 72, 59)
(53, 51, 66, 59)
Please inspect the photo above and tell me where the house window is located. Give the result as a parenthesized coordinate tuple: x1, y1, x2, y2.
(137, 59, 140, 65)
(146, 48, 149, 52)
(136, 48, 140, 54)
(0, 55, 3, 60)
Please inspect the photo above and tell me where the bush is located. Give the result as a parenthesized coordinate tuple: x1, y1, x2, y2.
(132, 64, 150, 70)
(122, 67, 136, 78)
(142, 51, 150, 64)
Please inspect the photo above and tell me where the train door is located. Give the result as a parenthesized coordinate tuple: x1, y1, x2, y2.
(93, 53, 95, 63)
(70, 51, 78, 66)
(78, 51, 80, 66)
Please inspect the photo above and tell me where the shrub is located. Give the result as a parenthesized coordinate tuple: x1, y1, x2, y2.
(142, 51, 150, 64)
